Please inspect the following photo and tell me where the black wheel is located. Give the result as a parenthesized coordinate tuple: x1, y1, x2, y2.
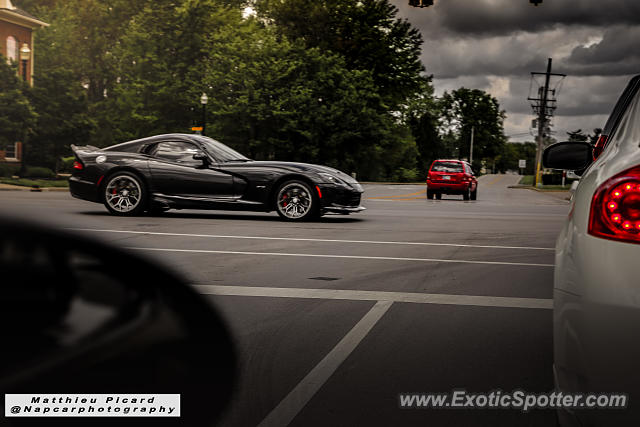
(435, 192, 442, 200)
(463, 187, 471, 201)
(471, 187, 477, 200)
(103, 172, 147, 216)
(275, 180, 318, 221)
(426, 189, 434, 199)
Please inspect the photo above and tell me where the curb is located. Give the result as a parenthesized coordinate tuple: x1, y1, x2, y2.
(0, 185, 68, 192)
(508, 185, 570, 193)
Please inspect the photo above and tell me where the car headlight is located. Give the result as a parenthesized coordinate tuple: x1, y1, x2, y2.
(318, 172, 348, 186)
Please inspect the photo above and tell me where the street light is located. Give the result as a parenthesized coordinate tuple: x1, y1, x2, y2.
(19, 43, 31, 82)
(200, 93, 208, 136)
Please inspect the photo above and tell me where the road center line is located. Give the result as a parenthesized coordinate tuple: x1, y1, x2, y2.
(70, 228, 554, 251)
(130, 247, 553, 267)
(257, 300, 394, 427)
(194, 285, 553, 310)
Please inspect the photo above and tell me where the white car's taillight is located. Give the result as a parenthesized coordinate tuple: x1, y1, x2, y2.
(589, 165, 640, 244)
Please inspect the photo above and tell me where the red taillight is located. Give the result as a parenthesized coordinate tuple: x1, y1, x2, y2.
(73, 160, 84, 170)
(593, 135, 608, 160)
(589, 165, 640, 244)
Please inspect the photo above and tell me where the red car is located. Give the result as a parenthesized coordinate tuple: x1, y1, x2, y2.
(426, 160, 478, 200)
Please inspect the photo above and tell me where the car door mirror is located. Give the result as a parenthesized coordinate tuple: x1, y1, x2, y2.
(193, 151, 210, 165)
(0, 217, 235, 425)
(543, 141, 593, 171)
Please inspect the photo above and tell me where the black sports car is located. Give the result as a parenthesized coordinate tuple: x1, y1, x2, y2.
(69, 133, 365, 221)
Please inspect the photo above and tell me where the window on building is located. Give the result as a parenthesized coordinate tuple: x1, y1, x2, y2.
(5, 143, 17, 159)
(6, 36, 18, 63)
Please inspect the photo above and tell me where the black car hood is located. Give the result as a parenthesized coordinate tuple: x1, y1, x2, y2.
(227, 161, 360, 185)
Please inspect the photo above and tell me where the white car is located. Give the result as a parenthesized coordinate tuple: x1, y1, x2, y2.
(544, 75, 640, 426)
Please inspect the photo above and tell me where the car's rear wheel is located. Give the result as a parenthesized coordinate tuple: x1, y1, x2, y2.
(103, 172, 147, 216)
(275, 180, 318, 221)
(426, 189, 434, 199)
(463, 187, 471, 201)
(435, 192, 442, 200)
(471, 187, 477, 200)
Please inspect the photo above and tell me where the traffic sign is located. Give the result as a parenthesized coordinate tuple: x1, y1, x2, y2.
(519, 159, 527, 169)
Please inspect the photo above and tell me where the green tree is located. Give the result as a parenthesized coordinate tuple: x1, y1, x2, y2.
(28, 69, 94, 169)
(258, 0, 427, 108)
(0, 58, 36, 160)
(403, 81, 444, 176)
(438, 88, 507, 172)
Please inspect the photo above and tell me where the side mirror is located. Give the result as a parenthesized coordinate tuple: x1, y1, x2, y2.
(193, 151, 210, 164)
(543, 141, 593, 171)
(0, 217, 235, 425)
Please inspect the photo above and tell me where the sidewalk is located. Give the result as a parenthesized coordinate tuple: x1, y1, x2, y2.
(0, 183, 68, 191)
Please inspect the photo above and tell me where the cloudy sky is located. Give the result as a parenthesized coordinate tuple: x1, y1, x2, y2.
(390, 0, 640, 142)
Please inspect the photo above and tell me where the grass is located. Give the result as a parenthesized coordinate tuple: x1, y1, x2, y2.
(518, 175, 534, 185)
(517, 175, 571, 191)
(0, 177, 69, 188)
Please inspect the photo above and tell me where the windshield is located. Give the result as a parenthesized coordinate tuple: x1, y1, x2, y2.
(431, 162, 463, 173)
(197, 137, 250, 162)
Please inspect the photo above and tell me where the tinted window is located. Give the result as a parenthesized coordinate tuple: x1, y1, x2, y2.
(152, 141, 201, 165)
(431, 162, 463, 173)
(196, 137, 250, 162)
(602, 76, 640, 137)
(606, 83, 640, 150)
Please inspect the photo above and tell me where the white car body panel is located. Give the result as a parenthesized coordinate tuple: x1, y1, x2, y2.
(554, 77, 640, 426)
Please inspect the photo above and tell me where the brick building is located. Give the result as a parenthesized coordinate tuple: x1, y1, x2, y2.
(0, 0, 47, 166)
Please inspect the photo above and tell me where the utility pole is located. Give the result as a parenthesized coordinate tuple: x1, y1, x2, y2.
(469, 126, 474, 165)
(528, 58, 565, 187)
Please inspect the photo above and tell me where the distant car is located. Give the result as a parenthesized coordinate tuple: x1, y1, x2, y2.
(544, 74, 640, 426)
(426, 160, 478, 200)
(69, 134, 365, 221)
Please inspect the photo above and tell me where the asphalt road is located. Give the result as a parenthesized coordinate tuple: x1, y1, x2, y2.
(0, 174, 569, 426)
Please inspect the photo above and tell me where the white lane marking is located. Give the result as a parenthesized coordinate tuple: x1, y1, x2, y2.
(194, 285, 553, 310)
(257, 300, 393, 427)
(130, 247, 553, 267)
(70, 228, 555, 251)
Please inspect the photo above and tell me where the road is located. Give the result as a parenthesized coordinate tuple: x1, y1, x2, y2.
(0, 174, 569, 426)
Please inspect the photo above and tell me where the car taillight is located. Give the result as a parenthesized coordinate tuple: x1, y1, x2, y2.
(589, 165, 640, 244)
(593, 135, 608, 160)
(73, 160, 84, 170)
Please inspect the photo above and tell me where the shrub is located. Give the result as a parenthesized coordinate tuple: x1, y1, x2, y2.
(58, 156, 76, 173)
(0, 163, 20, 177)
(23, 166, 56, 179)
(395, 167, 421, 182)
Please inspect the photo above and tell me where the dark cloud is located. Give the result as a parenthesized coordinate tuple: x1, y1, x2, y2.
(388, 0, 640, 140)
(565, 26, 640, 76)
(393, 0, 640, 38)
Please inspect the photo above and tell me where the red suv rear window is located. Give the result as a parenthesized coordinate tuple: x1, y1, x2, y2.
(431, 162, 463, 173)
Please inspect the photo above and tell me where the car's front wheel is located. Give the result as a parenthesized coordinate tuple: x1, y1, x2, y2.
(275, 180, 318, 221)
(471, 187, 477, 200)
(103, 172, 147, 216)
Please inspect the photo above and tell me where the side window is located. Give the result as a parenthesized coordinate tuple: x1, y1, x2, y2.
(152, 141, 201, 166)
